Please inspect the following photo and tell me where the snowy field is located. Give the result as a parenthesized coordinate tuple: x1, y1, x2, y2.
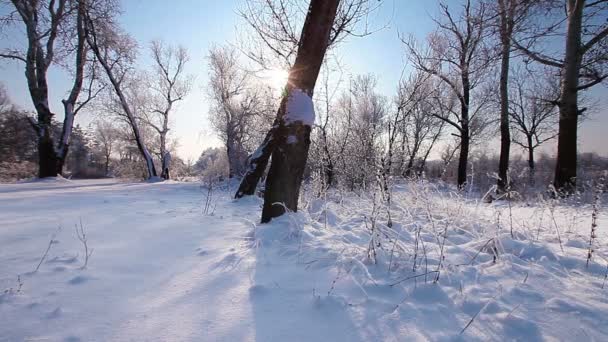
(1, 178, 607, 341)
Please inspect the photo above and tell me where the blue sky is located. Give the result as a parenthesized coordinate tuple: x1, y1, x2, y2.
(1, 0, 606, 160)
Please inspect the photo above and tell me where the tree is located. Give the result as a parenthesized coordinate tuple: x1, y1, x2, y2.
(239, 0, 382, 70)
(234, 0, 340, 222)
(509, 69, 559, 184)
(93, 119, 119, 176)
(83, 4, 158, 179)
(144, 40, 191, 180)
(235, 0, 381, 199)
(1, 0, 101, 177)
(0, 85, 38, 179)
(491, 0, 533, 193)
(394, 72, 445, 178)
(260, 0, 341, 222)
(404, 0, 493, 188)
(207, 45, 266, 179)
(514, 0, 608, 192)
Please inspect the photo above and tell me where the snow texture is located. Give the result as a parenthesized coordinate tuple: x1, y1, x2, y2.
(285, 88, 315, 126)
(1, 179, 607, 341)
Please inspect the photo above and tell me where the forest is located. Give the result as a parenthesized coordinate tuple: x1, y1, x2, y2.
(1, 0, 607, 341)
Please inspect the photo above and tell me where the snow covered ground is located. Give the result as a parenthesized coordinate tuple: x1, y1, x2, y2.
(1, 178, 607, 341)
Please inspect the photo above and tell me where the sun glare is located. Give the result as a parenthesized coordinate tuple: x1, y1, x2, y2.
(263, 68, 289, 90)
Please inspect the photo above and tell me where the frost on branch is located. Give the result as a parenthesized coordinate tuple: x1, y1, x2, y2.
(285, 89, 315, 126)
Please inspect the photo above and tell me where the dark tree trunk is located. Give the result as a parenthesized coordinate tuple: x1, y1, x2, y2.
(38, 131, 58, 178)
(404, 156, 415, 178)
(457, 74, 471, 189)
(260, 0, 340, 223)
(527, 136, 535, 185)
(554, 0, 583, 193)
(321, 130, 334, 187)
(457, 129, 469, 189)
(235, 123, 278, 198)
(497, 1, 513, 193)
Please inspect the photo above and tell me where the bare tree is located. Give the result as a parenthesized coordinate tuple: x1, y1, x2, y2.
(514, 0, 608, 192)
(394, 72, 445, 178)
(207, 45, 268, 179)
(238, 0, 382, 69)
(83, 4, 157, 179)
(403, 0, 493, 189)
(233, 0, 340, 222)
(235, 0, 382, 199)
(0, 0, 102, 177)
(509, 69, 559, 184)
(143, 40, 191, 180)
(490, 0, 534, 193)
(93, 119, 118, 176)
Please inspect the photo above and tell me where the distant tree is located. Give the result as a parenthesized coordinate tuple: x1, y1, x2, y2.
(403, 0, 494, 188)
(83, 3, 158, 179)
(0, 0, 103, 177)
(489, 0, 534, 193)
(142, 40, 192, 180)
(0, 86, 38, 179)
(395, 72, 445, 178)
(207, 45, 266, 179)
(93, 119, 119, 176)
(509, 70, 559, 184)
(514, 0, 608, 192)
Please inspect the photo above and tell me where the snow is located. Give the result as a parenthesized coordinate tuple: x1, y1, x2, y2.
(285, 88, 315, 126)
(1, 179, 607, 341)
(286, 135, 298, 144)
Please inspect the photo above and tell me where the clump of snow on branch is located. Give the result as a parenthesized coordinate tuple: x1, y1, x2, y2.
(285, 88, 315, 126)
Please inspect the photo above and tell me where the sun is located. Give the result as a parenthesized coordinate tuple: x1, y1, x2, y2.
(262, 68, 289, 90)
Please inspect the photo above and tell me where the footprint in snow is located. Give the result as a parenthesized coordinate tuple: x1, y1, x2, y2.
(46, 307, 62, 319)
(68, 275, 89, 285)
(53, 266, 67, 272)
(64, 336, 82, 342)
(249, 284, 269, 297)
(48, 254, 78, 264)
(26, 302, 40, 310)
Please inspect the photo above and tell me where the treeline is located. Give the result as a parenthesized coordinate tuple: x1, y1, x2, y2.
(207, 0, 607, 202)
(0, 86, 203, 181)
(1, 0, 607, 221)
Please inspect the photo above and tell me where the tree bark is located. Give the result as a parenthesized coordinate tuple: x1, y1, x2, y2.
(527, 135, 535, 185)
(497, 0, 513, 193)
(457, 129, 470, 189)
(235, 123, 278, 198)
(554, 0, 583, 193)
(457, 74, 471, 189)
(260, 0, 340, 223)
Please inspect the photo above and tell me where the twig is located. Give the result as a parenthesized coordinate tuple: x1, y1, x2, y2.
(34, 226, 62, 272)
(390, 271, 439, 287)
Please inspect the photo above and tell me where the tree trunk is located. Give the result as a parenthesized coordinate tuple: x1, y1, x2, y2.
(260, 0, 340, 223)
(84, 14, 157, 180)
(160, 133, 169, 179)
(38, 130, 58, 178)
(497, 0, 512, 193)
(56, 101, 75, 175)
(457, 75, 470, 189)
(457, 129, 469, 189)
(527, 136, 535, 186)
(234, 123, 278, 197)
(321, 130, 334, 187)
(553, 0, 583, 193)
